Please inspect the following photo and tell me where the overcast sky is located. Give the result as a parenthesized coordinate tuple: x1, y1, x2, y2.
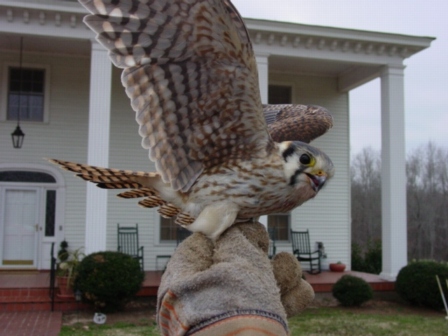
(233, 0, 448, 157)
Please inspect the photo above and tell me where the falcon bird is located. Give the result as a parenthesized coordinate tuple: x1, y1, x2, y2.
(51, 0, 334, 239)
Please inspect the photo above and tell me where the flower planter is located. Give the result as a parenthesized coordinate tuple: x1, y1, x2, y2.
(57, 276, 74, 298)
(329, 263, 346, 272)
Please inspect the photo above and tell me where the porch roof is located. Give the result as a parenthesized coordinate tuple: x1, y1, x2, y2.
(0, 2, 434, 91)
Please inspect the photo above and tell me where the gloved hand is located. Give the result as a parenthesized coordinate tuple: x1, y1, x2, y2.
(157, 222, 314, 335)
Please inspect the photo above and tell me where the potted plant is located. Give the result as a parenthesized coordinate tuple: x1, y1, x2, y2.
(56, 241, 84, 297)
(329, 261, 346, 272)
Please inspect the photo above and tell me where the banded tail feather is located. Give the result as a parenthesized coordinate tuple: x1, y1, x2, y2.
(49, 158, 193, 225)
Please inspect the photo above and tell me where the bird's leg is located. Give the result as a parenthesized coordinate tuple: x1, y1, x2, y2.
(187, 202, 240, 240)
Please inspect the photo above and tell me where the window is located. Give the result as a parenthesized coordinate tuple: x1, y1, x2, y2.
(267, 84, 293, 240)
(7, 67, 45, 122)
(0, 171, 56, 183)
(268, 85, 292, 105)
(268, 213, 290, 241)
(45, 190, 56, 237)
(160, 217, 178, 242)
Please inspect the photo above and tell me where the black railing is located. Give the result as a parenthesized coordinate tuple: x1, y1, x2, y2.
(49, 242, 57, 311)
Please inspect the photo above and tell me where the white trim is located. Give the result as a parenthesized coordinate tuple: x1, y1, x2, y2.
(84, 41, 112, 254)
(0, 163, 66, 270)
(245, 18, 434, 51)
(1, 1, 85, 13)
(1, 62, 51, 123)
(255, 54, 269, 104)
(153, 213, 177, 247)
(379, 64, 407, 281)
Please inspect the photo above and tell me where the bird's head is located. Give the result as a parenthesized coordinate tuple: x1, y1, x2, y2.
(280, 141, 334, 194)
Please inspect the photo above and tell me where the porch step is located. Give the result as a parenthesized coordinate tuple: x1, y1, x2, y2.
(0, 270, 394, 312)
(0, 283, 158, 313)
(0, 288, 86, 313)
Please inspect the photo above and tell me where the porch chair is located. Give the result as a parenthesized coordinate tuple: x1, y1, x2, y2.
(49, 242, 57, 311)
(290, 229, 321, 274)
(117, 223, 144, 271)
(267, 227, 277, 259)
(268, 239, 276, 259)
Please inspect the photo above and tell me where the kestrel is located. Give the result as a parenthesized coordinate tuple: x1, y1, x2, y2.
(51, 0, 334, 239)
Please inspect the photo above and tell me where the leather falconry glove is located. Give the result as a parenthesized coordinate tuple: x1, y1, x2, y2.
(157, 222, 314, 335)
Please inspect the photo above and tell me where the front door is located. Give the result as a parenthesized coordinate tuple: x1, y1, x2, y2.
(1, 188, 39, 267)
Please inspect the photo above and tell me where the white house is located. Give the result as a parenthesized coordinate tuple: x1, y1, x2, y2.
(0, 0, 433, 280)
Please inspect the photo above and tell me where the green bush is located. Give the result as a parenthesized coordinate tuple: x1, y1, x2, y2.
(351, 240, 382, 274)
(351, 242, 365, 271)
(332, 275, 373, 307)
(395, 260, 448, 310)
(363, 240, 382, 274)
(75, 251, 145, 312)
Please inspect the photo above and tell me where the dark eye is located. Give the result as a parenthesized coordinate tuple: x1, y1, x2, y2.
(300, 154, 311, 165)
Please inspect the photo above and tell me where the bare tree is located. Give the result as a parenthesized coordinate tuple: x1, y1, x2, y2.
(351, 147, 381, 247)
(407, 142, 448, 261)
(351, 143, 448, 262)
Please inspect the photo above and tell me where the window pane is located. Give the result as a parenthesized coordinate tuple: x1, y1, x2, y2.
(22, 80, 32, 92)
(7, 67, 45, 122)
(268, 213, 290, 241)
(0, 171, 56, 183)
(268, 85, 292, 104)
(160, 217, 177, 241)
(45, 190, 56, 237)
(22, 70, 32, 81)
(33, 70, 44, 82)
(10, 79, 21, 91)
(32, 81, 44, 92)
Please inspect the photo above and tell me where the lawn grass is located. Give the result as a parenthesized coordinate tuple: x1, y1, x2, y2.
(60, 321, 159, 336)
(60, 306, 448, 336)
(289, 307, 447, 336)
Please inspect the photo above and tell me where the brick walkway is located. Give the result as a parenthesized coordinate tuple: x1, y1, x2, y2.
(0, 311, 62, 336)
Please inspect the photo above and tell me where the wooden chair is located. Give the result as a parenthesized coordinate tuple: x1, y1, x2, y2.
(267, 227, 277, 259)
(290, 229, 321, 274)
(268, 239, 276, 259)
(117, 223, 144, 271)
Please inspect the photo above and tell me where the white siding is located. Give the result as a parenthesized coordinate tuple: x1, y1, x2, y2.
(106, 67, 177, 270)
(270, 73, 351, 270)
(1, 54, 351, 271)
(0, 51, 90, 252)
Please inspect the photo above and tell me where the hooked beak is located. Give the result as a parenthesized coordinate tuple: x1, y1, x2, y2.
(305, 173, 327, 192)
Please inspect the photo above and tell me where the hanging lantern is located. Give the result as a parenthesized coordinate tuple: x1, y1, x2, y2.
(11, 125, 25, 149)
(11, 37, 25, 149)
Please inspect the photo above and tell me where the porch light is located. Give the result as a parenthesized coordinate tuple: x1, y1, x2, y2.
(11, 125, 25, 149)
(11, 37, 25, 149)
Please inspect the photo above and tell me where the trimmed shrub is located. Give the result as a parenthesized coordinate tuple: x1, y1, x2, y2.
(332, 275, 373, 307)
(351, 242, 365, 271)
(351, 240, 382, 274)
(395, 260, 448, 310)
(75, 251, 144, 312)
(363, 240, 382, 274)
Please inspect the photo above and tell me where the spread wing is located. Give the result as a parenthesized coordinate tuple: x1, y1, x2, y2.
(79, 0, 271, 192)
(263, 104, 333, 143)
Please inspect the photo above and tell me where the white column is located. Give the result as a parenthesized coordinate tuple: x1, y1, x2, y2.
(256, 53, 269, 228)
(380, 64, 407, 281)
(85, 41, 112, 254)
(256, 54, 269, 104)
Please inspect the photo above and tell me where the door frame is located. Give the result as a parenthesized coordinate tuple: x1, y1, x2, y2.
(0, 163, 66, 270)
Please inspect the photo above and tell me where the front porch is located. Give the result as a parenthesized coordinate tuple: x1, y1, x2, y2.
(0, 270, 394, 312)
